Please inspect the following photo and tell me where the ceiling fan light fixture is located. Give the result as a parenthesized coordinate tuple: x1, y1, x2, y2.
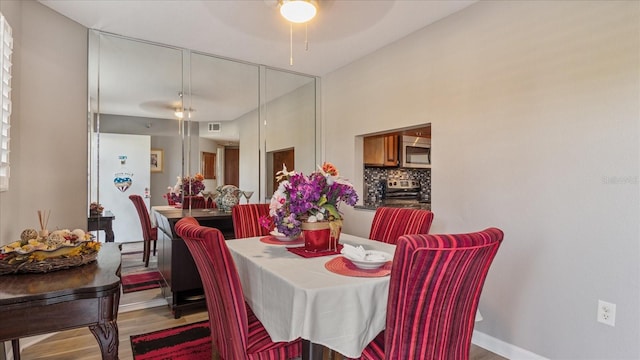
(175, 107, 194, 119)
(280, 0, 317, 23)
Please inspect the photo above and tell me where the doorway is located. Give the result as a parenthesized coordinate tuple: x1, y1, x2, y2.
(268, 148, 295, 196)
(201, 151, 216, 180)
(224, 147, 239, 186)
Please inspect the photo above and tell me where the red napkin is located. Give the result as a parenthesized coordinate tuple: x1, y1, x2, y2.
(324, 257, 392, 277)
(287, 244, 343, 258)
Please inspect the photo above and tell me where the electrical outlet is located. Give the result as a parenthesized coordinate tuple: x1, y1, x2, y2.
(597, 300, 616, 326)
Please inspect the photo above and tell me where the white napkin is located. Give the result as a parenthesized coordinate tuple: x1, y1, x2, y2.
(341, 243, 367, 260)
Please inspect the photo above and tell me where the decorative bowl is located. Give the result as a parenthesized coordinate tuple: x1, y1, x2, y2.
(342, 250, 392, 270)
(270, 231, 299, 242)
(0, 239, 101, 275)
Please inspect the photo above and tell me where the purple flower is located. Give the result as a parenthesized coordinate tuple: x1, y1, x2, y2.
(167, 174, 206, 203)
(264, 162, 359, 237)
(182, 178, 205, 195)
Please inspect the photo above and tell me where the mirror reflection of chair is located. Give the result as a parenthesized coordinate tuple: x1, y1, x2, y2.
(368, 207, 434, 244)
(182, 196, 206, 209)
(232, 204, 271, 238)
(128, 195, 158, 267)
(165, 194, 207, 209)
(201, 190, 218, 209)
(175, 217, 302, 359)
(360, 227, 504, 360)
(165, 192, 177, 205)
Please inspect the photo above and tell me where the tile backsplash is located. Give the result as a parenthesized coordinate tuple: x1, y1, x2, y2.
(363, 167, 431, 205)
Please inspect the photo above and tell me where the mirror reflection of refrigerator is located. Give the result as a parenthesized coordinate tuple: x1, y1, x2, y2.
(95, 133, 151, 243)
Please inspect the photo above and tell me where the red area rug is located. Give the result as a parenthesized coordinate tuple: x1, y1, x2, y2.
(121, 270, 163, 294)
(131, 320, 211, 360)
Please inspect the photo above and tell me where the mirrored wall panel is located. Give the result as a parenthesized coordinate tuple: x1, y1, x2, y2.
(88, 30, 317, 242)
(190, 52, 259, 199)
(262, 68, 317, 198)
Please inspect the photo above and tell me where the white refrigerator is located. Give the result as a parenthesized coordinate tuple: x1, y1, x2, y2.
(94, 133, 151, 243)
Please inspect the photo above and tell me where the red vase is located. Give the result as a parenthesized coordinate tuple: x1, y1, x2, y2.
(301, 221, 341, 252)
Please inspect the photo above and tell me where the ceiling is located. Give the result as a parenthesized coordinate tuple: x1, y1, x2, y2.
(39, 0, 476, 76)
(39, 0, 475, 142)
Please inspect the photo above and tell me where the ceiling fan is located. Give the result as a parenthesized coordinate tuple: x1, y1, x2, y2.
(139, 100, 185, 119)
(139, 90, 198, 120)
(279, 0, 318, 23)
(263, 0, 320, 65)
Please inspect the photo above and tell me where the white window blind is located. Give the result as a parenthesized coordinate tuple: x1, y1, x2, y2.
(0, 13, 12, 192)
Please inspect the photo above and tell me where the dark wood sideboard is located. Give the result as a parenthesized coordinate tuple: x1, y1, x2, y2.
(152, 206, 235, 318)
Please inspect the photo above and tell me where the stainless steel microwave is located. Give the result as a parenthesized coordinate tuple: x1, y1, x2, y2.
(401, 135, 431, 168)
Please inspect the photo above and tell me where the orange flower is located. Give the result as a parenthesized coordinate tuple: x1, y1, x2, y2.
(194, 173, 205, 181)
(322, 162, 338, 176)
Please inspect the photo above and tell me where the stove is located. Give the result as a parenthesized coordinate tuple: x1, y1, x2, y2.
(384, 178, 421, 204)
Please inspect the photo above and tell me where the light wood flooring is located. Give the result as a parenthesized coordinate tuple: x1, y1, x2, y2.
(14, 242, 507, 360)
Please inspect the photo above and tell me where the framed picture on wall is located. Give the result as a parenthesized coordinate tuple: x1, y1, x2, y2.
(150, 149, 164, 173)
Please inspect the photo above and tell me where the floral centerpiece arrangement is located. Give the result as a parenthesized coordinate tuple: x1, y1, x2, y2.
(260, 162, 359, 240)
(166, 173, 205, 204)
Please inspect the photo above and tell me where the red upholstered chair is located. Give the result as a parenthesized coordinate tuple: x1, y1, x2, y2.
(232, 204, 271, 239)
(175, 217, 302, 360)
(182, 196, 206, 209)
(165, 192, 177, 205)
(205, 197, 217, 209)
(165, 194, 208, 209)
(368, 207, 434, 244)
(359, 228, 504, 360)
(128, 195, 158, 267)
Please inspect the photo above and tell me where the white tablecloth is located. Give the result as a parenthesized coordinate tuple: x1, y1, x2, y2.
(226, 234, 396, 358)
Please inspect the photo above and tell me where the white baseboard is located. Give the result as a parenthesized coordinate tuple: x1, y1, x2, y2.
(118, 297, 168, 313)
(472, 330, 548, 360)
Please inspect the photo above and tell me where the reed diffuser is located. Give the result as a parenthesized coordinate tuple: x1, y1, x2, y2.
(38, 209, 51, 237)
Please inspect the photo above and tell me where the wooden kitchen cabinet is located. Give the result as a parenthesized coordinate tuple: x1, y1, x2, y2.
(364, 134, 399, 166)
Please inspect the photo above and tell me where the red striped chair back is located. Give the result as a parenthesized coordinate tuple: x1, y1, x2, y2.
(175, 217, 301, 360)
(165, 193, 177, 205)
(368, 207, 434, 244)
(232, 204, 271, 238)
(361, 227, 503, 360)
(128, 195, 158, 267)
(183, 196, 206, 209)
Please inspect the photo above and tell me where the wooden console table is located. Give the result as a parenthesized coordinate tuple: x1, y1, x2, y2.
(0, 243, 121, 360)
(88, 210, 115, 242)
(153, 206, 234, 318)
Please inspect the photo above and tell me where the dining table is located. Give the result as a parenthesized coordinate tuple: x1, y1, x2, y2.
(0, 243, 121, 360)
(226, 233, 396, 359)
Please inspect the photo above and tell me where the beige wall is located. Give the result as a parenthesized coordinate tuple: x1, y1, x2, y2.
(0, 1, 87, 241)
(323, 1, 639, 359)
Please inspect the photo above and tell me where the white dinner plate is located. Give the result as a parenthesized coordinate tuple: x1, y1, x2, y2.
(343, 250, 393, 270)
